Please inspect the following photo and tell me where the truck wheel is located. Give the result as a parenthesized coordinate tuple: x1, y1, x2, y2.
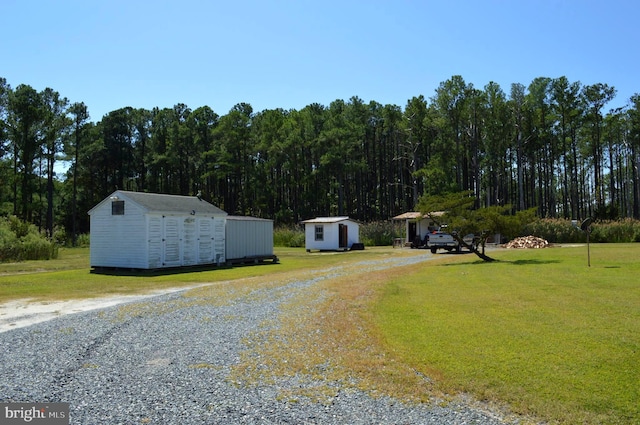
(430, 247, 437, 254)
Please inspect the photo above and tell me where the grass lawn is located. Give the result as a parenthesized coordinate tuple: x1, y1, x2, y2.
(373, 244, 640, 424)
(0, 246, 422, 302)
(1, 244, 638, 424)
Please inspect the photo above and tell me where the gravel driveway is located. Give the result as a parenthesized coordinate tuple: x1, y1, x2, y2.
(0, 253, 512, 424)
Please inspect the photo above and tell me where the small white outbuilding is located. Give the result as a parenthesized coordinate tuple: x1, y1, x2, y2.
(88, 190, 227, 270)
(301, 216, 360, 252)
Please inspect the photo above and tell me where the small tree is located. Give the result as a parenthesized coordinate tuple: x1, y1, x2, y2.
(417, 191, 537, 262)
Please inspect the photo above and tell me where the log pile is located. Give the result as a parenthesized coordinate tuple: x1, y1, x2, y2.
(503, 236, 550, 249)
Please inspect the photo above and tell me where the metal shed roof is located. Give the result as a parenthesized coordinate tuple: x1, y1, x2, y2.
(300, 216, 352, 224)
(227, 215, 273, 222)
(392, 211, 445, 220)
(392, 212, 423, 220)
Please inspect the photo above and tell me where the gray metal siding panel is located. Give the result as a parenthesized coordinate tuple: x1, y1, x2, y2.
(226, 218, 273, 259)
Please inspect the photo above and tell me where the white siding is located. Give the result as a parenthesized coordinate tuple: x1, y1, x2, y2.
(346, 222, 360, 247)
(305, 223, 336, 251)
(226, 218, 274, 260)
(90, 192, 229, 270)
(90, 199, 148, 268)
(304, 220, 359, 251)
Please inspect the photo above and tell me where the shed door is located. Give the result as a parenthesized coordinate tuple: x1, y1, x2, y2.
(213, 217, 226, 263)
(198, 218, 214, 263)
(163, 217, 181, 266)
(183, 217, 197, 266)
(148, 216, 162, 268)
(408, 222, 417, 243)
(339, 224, 348, 248)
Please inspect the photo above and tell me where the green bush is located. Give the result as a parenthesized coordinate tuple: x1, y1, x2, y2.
(20, 232, 58, 260)
(0, 225, 19, 260)
(0, 216, 59, 262)
(589, 218, 640, 243)
(360, 221, 402, 246)
(523, 219, 584, 243)
(52, 226, 67, 246)
(273, 225, 305, 247)
(75, 233, 91, 247)
(523, 218, 640, 244)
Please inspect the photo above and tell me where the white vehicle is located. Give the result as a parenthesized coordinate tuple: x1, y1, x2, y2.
(427, 226, 476, 254)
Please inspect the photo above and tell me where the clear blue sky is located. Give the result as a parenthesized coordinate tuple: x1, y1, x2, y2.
(3, 0, 638, 121)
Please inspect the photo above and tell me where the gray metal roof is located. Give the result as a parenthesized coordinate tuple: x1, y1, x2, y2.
(226, 215, 272, 222)
(106, 190, 227, 215)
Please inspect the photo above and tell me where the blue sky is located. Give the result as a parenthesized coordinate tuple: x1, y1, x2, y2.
(2, 0, 638, 121)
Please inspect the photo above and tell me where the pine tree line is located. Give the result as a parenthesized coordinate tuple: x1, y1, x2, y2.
(1, 75, 639, 243)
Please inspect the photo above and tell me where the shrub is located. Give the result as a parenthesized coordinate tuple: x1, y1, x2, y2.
(52, 226, 68, 246)
(523, 219, 584, 243)
(0, 216, 59, 262)
(273, 225, 305, 247)
(75, 233, 91, 247)
(523, 218, 640, 244)
(0, 225, 19, 260)
(20, 232, 58, 260)
(360, 221, 402, 246)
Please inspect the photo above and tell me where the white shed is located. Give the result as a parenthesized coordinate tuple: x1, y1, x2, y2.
(301, 216, 360, 252)
(88, 190, 227, 270)
(225, 216, 277, 264)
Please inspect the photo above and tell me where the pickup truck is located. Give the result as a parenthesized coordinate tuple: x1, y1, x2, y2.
(427, 226, 476, 254)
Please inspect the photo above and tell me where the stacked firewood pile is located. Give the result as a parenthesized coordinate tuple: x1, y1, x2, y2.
(503, 235, 550, 249)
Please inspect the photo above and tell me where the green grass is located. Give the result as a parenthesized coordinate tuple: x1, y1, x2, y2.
(373, 244, 640, 424)
(0, 246, 419, 302)
(1, 244, 639, 424)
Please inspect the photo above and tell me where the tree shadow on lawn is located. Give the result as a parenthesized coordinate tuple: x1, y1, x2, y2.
(507, 258, 561, 265)
(439, 258, 561, 266)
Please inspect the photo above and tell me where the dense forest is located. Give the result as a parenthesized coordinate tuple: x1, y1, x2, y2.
(1, 75, 640, 244)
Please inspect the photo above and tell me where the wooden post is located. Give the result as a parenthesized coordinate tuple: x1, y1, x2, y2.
(581, 218, 592, 267)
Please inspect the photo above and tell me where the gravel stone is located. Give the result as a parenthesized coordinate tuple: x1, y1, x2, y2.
(0, 252, 515, 424)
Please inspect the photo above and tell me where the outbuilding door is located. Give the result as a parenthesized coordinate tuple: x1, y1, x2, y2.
(182, 217, 197, 266)
(408, 222, 417, 243)
(213, 217, 226, 263)
(148, 216, 163, 268)
(198, 218, 214, 263)
(339, 224, 348, 248)
(163, 217, 181, 267)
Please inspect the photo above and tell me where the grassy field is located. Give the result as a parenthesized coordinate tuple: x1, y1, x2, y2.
(1, 244, 638, 424)
(0, 246, 421, 302)
(372, 244, 640, 424)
